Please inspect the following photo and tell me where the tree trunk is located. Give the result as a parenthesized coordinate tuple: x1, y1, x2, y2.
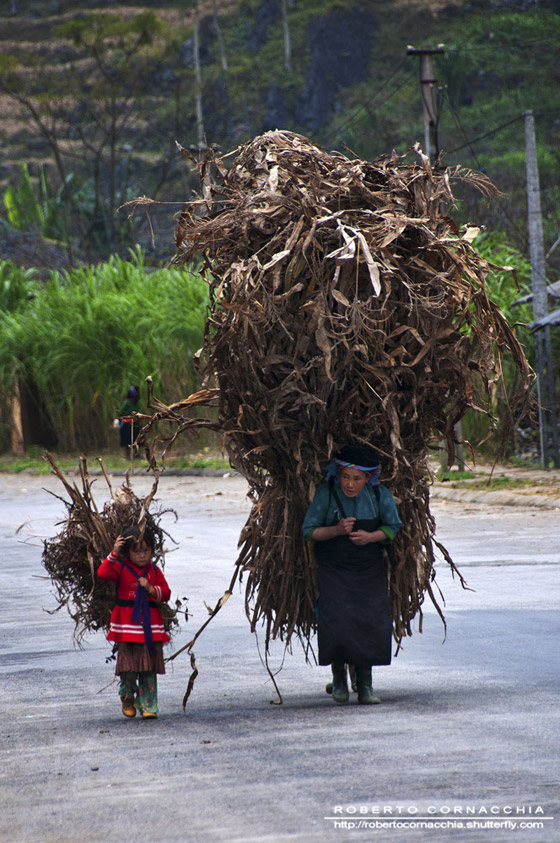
(281, 0, 292, 73)
(193, 5, 205, 148)
(212, 1, 228, 72)
(10, 382, 25, 455)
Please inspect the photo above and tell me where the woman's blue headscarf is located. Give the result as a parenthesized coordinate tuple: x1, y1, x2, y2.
(324, 445, 381, 486)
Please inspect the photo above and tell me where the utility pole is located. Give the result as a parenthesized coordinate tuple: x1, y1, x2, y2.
(406, 45, 445, 162)
(407, 44, 465, 471)
(524, 110, 560, 467)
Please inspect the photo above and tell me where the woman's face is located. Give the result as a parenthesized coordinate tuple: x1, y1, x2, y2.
(339, 466, 370, 497)
(129, 539, 151, 566)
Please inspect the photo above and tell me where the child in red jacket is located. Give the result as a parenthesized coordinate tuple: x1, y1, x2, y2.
(98, 525, 171, 719)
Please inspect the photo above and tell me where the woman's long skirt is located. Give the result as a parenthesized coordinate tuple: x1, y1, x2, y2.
(317, 556, 392, 667)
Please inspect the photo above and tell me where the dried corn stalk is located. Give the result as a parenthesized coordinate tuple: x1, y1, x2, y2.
(146, 130, 533, 657)
(42, 452, 181, 643)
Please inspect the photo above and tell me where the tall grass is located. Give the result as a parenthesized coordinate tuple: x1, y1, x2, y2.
(461, 232, 536, 454)
(0, 259, 39, 312)
(0, 248, 208, 451)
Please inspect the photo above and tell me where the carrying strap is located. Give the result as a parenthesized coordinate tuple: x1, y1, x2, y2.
(119, 560, 156, 654)
(328, 476, 347, 519)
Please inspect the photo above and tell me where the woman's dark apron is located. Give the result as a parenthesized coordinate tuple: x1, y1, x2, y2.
(314, 508, 392, 667)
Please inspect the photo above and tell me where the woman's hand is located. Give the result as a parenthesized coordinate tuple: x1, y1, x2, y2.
(311, 518, 356, 542)
(349, 529, 385, 546)
(337, 517, 356, 535)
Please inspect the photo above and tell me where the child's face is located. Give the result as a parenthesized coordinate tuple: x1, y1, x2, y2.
(339, 466, 370, 498)
(129, 539, 152, 566)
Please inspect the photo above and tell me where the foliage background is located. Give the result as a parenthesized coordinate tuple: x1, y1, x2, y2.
(0, 0, 558, 457)
(0, 250, 208, 452)
(1, 0, 559, 264)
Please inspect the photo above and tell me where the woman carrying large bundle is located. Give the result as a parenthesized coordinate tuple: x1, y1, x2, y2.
(303, 444, 402, 705)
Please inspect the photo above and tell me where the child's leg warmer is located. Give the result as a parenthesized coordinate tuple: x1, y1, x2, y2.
(137, 672, 158, 715)
(119, 671, 139, 703)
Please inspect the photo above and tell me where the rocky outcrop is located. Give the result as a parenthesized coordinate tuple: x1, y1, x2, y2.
(0, 228, 70, 275)
(258, 6, 376, 134)
(247, 0, 281, 52)
(296, 8, 376, 131)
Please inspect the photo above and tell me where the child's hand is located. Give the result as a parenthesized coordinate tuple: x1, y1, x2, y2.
(112, 535, 126, 556)
(338, 517, 356, 535)
(138, 576, 155, 597)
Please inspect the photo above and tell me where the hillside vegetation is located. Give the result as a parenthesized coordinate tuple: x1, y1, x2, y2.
(0, 0, 559, 267)
(0, 0, 558, 458)
(0, 250, 208, 452)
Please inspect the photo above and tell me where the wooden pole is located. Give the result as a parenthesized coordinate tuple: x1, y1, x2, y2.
(525, 110, 559, 467)
(408, 46, 464, 470)
(406, 45, 444, 162)
(10, 382, 25, 455)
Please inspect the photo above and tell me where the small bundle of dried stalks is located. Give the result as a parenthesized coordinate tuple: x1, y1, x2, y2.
(145, 130, 533, 660)
(42, 452, 180, 643)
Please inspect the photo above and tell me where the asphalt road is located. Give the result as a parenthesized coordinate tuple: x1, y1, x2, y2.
(1, 473, 559, 843)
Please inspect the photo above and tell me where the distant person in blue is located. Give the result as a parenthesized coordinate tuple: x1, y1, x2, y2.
(303, 444, 402, 705)
(118, 386, 141, 453)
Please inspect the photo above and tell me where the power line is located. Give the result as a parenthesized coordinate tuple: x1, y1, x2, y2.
(323, 59, 409, 144)
(441, 89, 528, 244)
(365, 56, 410, 105)
(445, 35, 560, 54)
(441, 88, 484, 166)
(445, 113, 524, 155)
(444, 110, 560, 156)
(367, 67, 417, 116)
(326, 68, 417, 145)
(322, 59, 414, 146)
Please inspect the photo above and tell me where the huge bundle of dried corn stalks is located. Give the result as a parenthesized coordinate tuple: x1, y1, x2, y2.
(145, 130, 533, 658)
(42, 453, 180, 644)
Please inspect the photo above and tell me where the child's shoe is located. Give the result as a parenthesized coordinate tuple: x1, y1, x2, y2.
(140, 710, 158, 719)
(121, 698, 136, 718)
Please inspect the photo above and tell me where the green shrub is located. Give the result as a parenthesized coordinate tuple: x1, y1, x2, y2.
(0, 248, 208, 452)
(460, 231, 536, 455)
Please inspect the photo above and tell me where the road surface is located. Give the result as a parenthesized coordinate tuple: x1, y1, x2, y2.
(1, 473, 559, 842)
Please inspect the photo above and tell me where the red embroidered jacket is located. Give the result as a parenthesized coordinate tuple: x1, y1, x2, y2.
(97, 551, 171, 644)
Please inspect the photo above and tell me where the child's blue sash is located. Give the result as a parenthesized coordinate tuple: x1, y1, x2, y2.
(120, 561, 156, 655)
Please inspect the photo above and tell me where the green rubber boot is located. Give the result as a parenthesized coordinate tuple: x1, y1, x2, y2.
(356, 666, 381, 705)
(331, 663, 349, 704)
